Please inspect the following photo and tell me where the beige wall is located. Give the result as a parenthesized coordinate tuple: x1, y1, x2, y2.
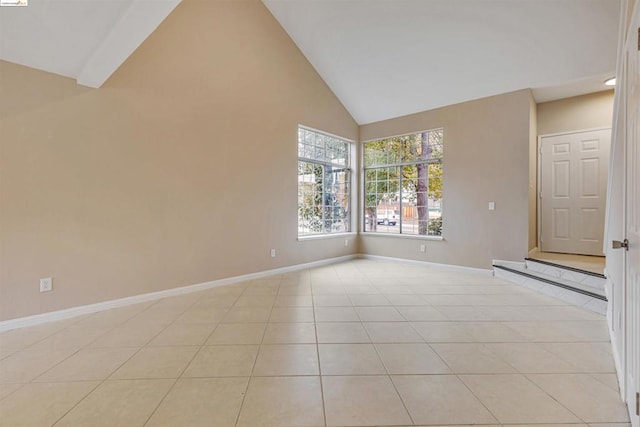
(360, 90, 534, 269)
(0, 0, 359, 321)
(537, 90, 614, 136)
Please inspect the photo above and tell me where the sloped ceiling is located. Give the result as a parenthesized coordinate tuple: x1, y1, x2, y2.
(0, 0, 181, 88)
(263, 0, 620, 124)
(0, 0, 620, 124)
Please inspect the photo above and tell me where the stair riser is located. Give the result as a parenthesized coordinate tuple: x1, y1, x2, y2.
(525, 260, 605, 292)
(494, 268, 607, 315)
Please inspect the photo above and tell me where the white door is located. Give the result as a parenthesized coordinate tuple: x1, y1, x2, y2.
(624, 7, 640, 425)
(540, 129, 611, 255)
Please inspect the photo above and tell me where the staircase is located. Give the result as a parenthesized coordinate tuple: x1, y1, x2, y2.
(493, 257, 607, 315)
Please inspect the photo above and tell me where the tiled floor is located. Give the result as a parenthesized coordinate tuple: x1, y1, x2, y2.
(0, 259, 630, 426)
(528, 249, 605, 275)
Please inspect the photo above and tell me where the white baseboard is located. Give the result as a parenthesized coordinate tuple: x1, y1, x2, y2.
(0, 254, 357, 332)
(357, 254, 493, 276)
(608, 323, 625, 400)
(492, 259, 526, 269)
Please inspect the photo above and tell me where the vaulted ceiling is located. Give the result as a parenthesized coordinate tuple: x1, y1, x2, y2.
(0, 0, 180, 88)
(0, 0, 620, 124)
(263, 0, 620, 124)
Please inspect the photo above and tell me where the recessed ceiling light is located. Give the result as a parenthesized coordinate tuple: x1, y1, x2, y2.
(604, 77, 616, 86)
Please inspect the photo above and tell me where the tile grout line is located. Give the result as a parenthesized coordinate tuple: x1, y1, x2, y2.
(232, 274, 282, 427)
(311, 270, 329, 427)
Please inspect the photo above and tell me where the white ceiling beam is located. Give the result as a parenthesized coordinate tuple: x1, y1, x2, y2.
(76, 0, 181, 88)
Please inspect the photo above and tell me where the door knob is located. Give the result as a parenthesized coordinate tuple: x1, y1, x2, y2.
(612, 239, 629, 250)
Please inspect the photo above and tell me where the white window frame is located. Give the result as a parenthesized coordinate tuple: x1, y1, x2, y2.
(297, 125, 355, 239)
(361, 128, 444, 240)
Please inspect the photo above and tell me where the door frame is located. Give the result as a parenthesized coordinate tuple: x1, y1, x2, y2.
(537, 127, 613, 253)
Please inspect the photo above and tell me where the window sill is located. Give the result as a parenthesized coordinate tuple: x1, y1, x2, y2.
(297, 232, 357, 241)
(361, 232, 444, 241)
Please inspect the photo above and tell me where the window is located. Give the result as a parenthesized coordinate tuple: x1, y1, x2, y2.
(298, 127, 351, 236)
(363, 128, 443, 236)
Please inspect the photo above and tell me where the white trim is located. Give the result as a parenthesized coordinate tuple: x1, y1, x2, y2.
(492, 259, 526, 269)
(538, 126, 613, 140)
(609, 321, 626, 400)
(297, 232, 357, 241)
(361, 232, 444, 241)
(357, 254, 493, 276)
(0, 254, 357, 332)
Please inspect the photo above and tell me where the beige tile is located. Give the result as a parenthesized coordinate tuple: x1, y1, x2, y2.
(146, 377, 248, 427)
(35, 347, 138, 382)
(542, 343, 616, 373)
(237, 376, 324, 427)
(148, 322, 216, 346)
(435, 306, 491, 321)
(0, 348, 76, 383)
(0, 321, 75, 349)
(502, 321, 581, 341)
(277, 284, 312, 295)
(56, 379, 173, 427)
(384, 294, 427, 305)
(318, 344, 386, 375)
(222, 307, 272, 323)
(460, 374, 582, 423)
(528, 374, 630, 423)
(269, 307, 314, 322)
(485, 343, 580, 373)
(233, 295, 276, 308)
(28, 325, 112, 351)
(316, 322, 371, 343)
(111, 346, 198, 379)
(322, 375, 412, 426)
(376, 343, 451, 374)
(73, 303, 153, 328)
(175, 307, 228, 323)
(183, 345, 258, 378)
(355, 306, 404, 321)
(0, 346, 19, 361)
(313, 295, 352, 306)
(363, 322, 423, 343)
(206, 323, 266, 345)
(432, 343, 516, 374)
(312, 285, 346, 295)
(314, 306, 359, 322)
(253, 344, 319, 376)
(262, 323, 316, 344)
(0, 382, 23, 400)
(242, 286, 279, 296)
(126, 306, 186, 324)
(88, 322, 167, 347)
(590, 373, 621, 393)
(274, 295, 313, 307)
(457, 322, 527, 342)
(349, 294, 391, 306)
(396, 306, 446, 321)
(0, 381, 99, 426)
(392, 375, 498, 425)
(192, 295, 239, 308)
(556, 320, 611, 342)
(411, 321, 474, 342)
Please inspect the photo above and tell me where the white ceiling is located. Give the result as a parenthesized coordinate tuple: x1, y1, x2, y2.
(0, 0, 620, 123)
(263, 0, 621, 124)
(0, 0, 181, 88)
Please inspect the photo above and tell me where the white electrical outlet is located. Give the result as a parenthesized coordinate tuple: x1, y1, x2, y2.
(40, 277, 53, 292)
(488, 202, 496, 211)
(344, 239, 348, 247)
(270, 249, 276, 258)
(419, 244, 426, 253)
